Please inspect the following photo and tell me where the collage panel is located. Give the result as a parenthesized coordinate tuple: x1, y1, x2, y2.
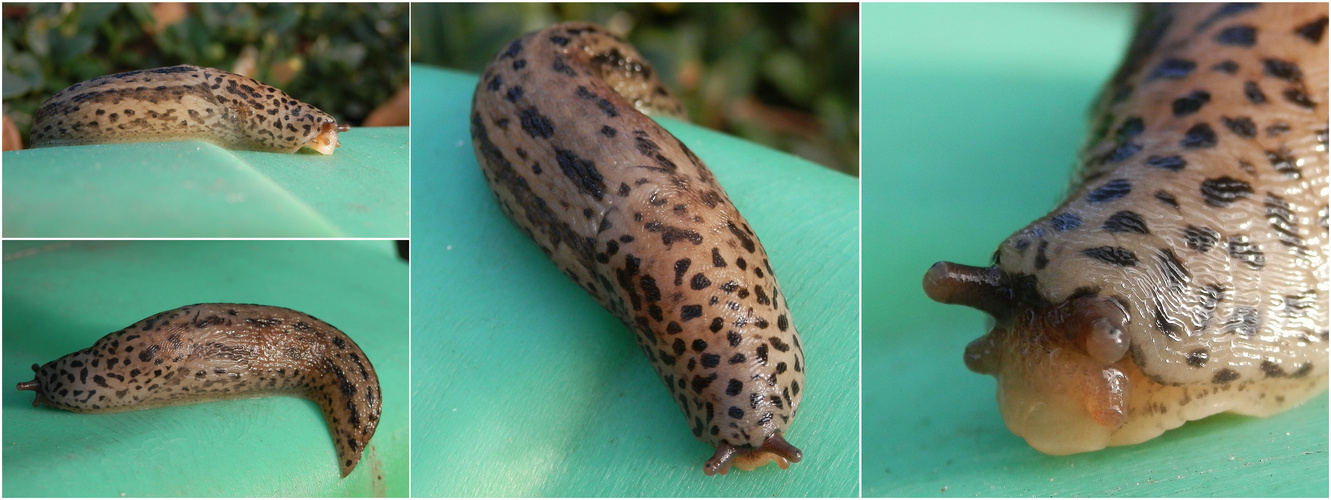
(2, 2, 1326, 499)
(2, 240, 409, 496)
(1, 3, 409, 238)
(863, 3, 1327, 497)
(409, 3, 860, 497)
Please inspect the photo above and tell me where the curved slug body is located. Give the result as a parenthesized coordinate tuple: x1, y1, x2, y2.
(469, 22, 804, 474)
(30, 65, 344, 154)
(15, 303, 381, 477)
(925, 3, 1328, 455)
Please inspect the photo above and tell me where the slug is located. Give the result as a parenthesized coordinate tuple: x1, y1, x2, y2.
(469, 22, 804, 475)
(29, 65, 347, 154)
(15, 303, 381, 477)
(923, 3, 1328, 455)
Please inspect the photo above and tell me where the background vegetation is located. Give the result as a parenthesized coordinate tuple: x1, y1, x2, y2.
(412, 3, 860, 176)
(2, 3, 409, 142)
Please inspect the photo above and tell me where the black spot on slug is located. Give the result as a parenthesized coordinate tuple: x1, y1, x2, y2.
(1082, 246, 1139, 266)
(1172, 91, 1210, 117)
(1200, 177, 1253, 207)
(1148, 58, 1196, 81)
(1180, 123, 1217, 148)
(1213, 25, 1256, 46)
(1086, 179, 1132, 203)
(1295, 17, 1328, 43)
(1146, 155, 1187, 171)
(1102, 211, 1149, 234)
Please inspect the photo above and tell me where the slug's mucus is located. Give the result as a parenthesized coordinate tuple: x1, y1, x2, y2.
(30, 65, 346, 154)
(924, 3, 1328, 455)
(469, 22, 805, 474)
(16, 303, 381, 477)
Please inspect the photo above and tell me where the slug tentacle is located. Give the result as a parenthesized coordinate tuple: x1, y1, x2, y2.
(470, 22, 804, 474)
(16, 366, 45, 407)
(15, 303, 381, 477)
(1063, 297, 1131, 365)
(30, 65, 343, 154)
(926, 3, 1328, 455)
(923, 262, 1021, 322)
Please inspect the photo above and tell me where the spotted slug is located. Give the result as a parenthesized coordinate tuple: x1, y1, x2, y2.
(15, 303, 381, 477)
(469, 22, 804, 475)
(923, 3, 1329, 455)
(30, 65, 346, 154)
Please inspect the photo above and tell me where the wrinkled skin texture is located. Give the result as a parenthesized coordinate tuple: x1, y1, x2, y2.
(470, 22, 804, 474)
(925, 3, 1328, 454)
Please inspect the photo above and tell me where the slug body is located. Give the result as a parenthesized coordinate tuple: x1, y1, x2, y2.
(16, 303, 381, 477)
(30, 65, 344, 154)
(470, 23, 804, 474)
(924, 3, 1329, 455)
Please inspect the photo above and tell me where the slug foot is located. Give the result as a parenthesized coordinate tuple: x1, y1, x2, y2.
(929, 261, 1135, 454)
(304, 122, 348, 155)
(703, 432, 802, 476)
(988, 332, 1131, 455)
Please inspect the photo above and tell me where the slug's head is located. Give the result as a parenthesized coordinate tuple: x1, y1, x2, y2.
(923, 262, 1134, 454)
(16, 349, 114, 413)
(252, 93, 345, 154)
(16, 363, 54, 409)
(302, 121, 347, 155)
(703, 431, 802, 476)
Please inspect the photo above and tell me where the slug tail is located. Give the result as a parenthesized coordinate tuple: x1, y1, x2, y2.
(316, 392, 368, 478)
(310, 356, 381, 478)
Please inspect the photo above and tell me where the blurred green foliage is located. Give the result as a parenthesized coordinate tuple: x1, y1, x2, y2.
(412, 3, 860, 176)
(2, 3, 408, 139)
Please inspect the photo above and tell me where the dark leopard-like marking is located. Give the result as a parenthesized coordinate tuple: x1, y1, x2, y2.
(16, 303, 380, 477)
(469, 22, 804, 475)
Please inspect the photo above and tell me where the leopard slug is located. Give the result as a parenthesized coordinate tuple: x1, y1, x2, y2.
(469, 22, 804, 475)
(924, 3, 1328, 455)
(15, 303, 381, 477)
(29, 65, 347, 154)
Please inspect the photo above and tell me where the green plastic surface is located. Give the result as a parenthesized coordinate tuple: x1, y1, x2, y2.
(2, 240, 409, 497)
(2, 127, 409, 238)
(409, 65, 859, 497)
(862, 4, 1328, 497)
